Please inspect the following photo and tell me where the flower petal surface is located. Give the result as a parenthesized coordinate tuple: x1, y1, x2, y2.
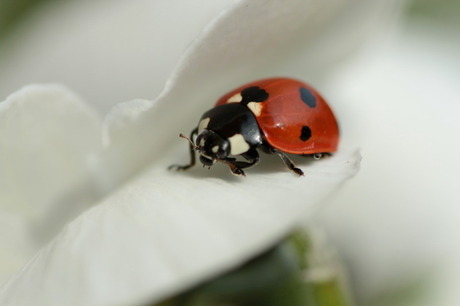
(0, 149, 360, 306)
(0, 84, 102, 281)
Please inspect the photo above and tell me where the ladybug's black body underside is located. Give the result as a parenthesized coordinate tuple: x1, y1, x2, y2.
(170, 103, 306, 176)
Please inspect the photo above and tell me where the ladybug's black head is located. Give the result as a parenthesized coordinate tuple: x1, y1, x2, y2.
(195, 130, 230, 166)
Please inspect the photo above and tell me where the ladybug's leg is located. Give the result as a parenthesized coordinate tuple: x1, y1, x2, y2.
(311, 152, 332, 160)
(222, 150, 259, 176)
(313, 153, 323, 160)
(169, 127, 198, 171)
(274, 150, 304, 176)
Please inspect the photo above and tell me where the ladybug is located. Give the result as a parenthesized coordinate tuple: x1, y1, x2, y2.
(170, 77, 339, 176)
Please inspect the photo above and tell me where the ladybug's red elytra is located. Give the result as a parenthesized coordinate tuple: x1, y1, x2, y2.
(170, 77, 339, 176)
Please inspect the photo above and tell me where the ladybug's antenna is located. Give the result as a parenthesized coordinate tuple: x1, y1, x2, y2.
(179, 133, 197, 150)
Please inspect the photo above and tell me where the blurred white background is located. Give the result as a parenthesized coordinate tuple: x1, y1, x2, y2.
(315, 0, 460, 305)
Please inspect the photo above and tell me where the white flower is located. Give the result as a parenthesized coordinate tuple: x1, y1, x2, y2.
(0, 0, 401, 305)
(315, 19, 460, 306)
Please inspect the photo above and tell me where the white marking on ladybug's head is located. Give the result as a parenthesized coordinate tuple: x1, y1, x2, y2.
(195, 130, 230, 162)
(227, 92, 242, 103)
(198, 117, 210, 132)
(228, 134, 250, 155)
(247, 102, 263, 116)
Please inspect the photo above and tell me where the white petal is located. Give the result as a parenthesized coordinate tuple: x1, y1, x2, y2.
(0, 212, 36, 282)
(316, 23, 460, 304)
(103, 0, 397, 185)
(0, 84, 102, 281)
(0, 0, 234, 113)
(0, 150, 360, 306)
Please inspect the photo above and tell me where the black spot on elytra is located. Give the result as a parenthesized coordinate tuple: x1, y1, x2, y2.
(299, 87, 316, 108)
(240, 86, 269, 105)
(300, 126, 312, 141)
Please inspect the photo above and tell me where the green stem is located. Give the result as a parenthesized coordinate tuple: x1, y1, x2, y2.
(154, 228, 355, 306)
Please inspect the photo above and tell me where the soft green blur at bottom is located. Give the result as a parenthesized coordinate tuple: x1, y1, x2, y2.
(154, 229, 353, 306)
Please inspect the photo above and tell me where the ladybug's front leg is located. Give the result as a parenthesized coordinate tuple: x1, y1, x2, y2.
(169, 127, 198, 171)
(222, 150, 259, 176)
